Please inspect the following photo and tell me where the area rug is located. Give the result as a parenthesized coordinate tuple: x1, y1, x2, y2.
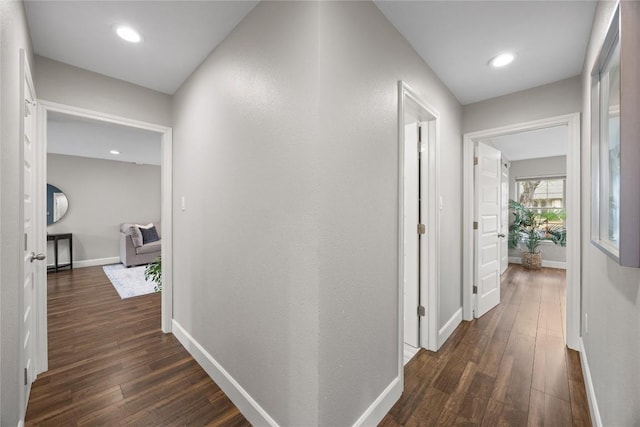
(103, 264, 157, 299)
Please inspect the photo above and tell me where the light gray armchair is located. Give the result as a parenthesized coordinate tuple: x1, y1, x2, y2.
(119, 222, 161, 267)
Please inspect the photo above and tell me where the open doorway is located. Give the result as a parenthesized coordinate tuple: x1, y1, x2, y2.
(34, 102, 173, 375)
(398, 81, 440, 370)
(462, 113, 580, 350)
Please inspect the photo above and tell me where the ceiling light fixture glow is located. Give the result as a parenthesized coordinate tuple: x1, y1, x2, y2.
(110, 150, 120, 155)
(490, 52, 515, 68)
(115, 26, 142, 43)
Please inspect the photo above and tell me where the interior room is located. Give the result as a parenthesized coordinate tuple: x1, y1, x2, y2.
(1, 1, 637, 426)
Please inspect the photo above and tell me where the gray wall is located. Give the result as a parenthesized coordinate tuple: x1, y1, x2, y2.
(171, 1, 462, 425)
(47, 154, 161, 263)
(508, 156, 567, 263)
(316, 3, 462, 424)
(34, 56, 172, 127)
(580, 2, 640, 425)
(463, 76, 582, 133)
(0, 1, 33, 424)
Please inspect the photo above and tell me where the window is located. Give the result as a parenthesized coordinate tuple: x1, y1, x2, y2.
(517, 177, 565, 210)
(517, 177, 566, 230)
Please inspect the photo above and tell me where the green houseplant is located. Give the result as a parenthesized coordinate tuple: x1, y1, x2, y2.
(144, 257, 162, 292)
(508, 200, 566, 269)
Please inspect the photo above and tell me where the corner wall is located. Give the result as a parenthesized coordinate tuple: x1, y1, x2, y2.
(580, 2, 640, 425)
(0, 1, 33, 424)
(171, 1, 462, 425)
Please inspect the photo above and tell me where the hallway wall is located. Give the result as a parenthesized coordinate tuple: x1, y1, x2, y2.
(462, 76, 582, 133)
(0, 1, 33, 424)
(34, 56, 172, 126)
(171, 1, 463, 425)
(580, 2, 640, 425)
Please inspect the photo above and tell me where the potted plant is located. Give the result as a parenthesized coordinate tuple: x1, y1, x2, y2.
(508, 200, 566, 269)
(144, 257, 162, 292)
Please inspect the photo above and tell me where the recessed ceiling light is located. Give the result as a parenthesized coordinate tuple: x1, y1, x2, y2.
(115, 26, 142, 43)
(110, 150, 120, 155)
(490, 52, 515, 68)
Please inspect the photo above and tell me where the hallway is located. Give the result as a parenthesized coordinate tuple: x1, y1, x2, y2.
(25, 266, 249, 426)
(382, 265, 591, 426)
(26, 265, 591, 425)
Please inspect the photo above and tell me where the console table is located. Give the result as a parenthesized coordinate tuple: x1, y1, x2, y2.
(47, 233, 73, 272)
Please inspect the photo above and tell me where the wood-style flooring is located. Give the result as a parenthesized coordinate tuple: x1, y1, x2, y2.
(25, 266, 250, 426)
(381, 265, 592, 426)
(27, 264, 591, 426)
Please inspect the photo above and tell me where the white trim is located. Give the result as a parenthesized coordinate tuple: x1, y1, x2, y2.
(352, 377, 402, 427)
(18, 421, 25, 427)
(397, 81, 440, 367)
(35, 101, 174, 376)
(507, 257, 567, 270)
(172, 320, 279, 427)
(71, 257, 120, 269)
(579, 338, 602, 427)
(438, 308, 462, 347)
(463, 113, 581, 350)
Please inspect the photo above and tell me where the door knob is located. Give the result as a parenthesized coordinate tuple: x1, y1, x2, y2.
(29, 252, 46, 263)
(497, 233, 506, 238)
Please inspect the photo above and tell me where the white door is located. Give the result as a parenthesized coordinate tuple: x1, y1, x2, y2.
(474, 142, 501, 317)
(403, 122, 419, 347)
(21, 53, 42, 415)
(500, 160, 509, 274)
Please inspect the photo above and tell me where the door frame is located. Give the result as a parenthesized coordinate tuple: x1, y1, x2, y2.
(462, 113, 581, 350)
(397, 81, 440, 384)
(35, 101, 174, 374)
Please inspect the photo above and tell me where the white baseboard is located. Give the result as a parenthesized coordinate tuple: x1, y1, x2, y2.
(18, 420, 25, 427)
(438, 308, 462, 349)
(508, 256, 566, 270)
(72, 256, 120, 269)
(579, 338, 602, 427)
(171, 320, 278, 426)
(352, 376, 401, 427)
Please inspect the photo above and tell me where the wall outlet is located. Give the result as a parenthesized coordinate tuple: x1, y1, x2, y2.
(584, 312, 588, 334)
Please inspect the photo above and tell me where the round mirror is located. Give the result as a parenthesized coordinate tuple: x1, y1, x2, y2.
(47, 184, 69, 225)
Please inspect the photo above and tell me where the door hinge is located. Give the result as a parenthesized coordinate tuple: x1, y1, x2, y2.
(474, 156, 478, 166)
(418, 305, 426, 316)
(473, 285, 478, 294)
(24, 368, 28, 385)
(473, 221, 478, 230)
(417, 223, 426, 235)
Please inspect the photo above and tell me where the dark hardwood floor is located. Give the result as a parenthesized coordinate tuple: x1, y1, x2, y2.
(25, 266, 249, 426)
(382, 265, 592, 426)
(27, 264, 590, 426)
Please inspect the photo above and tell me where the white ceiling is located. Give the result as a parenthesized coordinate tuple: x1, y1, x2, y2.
(25, 1, 596, 103)
(375, 1, 597, 104)
(24, 1, 259, 94)
(483, 125, 567, 161)
(48, 112, 161, 165)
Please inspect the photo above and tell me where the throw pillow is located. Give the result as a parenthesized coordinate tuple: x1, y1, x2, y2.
(140, 225, 160, 244)
(129, 227, 143, 247)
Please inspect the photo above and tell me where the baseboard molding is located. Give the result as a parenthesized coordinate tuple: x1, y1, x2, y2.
(508, 256, 566, 270)
(579, 338, 602, 427)
(352, 376, 401, 427)
(70, 256, 120, 269)
(438, 308, 462, 349)
(18, 420, 25, 427)
(171, 320, 278, 426)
